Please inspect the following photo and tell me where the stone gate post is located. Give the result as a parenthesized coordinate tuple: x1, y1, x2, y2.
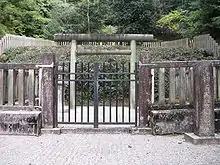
(41, 53, 57, 128)
(193, 61, 215, 136)
(139, 56, 152, 127)
(185, 60, 220, 144)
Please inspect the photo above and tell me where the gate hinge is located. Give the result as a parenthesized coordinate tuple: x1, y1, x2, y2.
(36, 62, 54, 68)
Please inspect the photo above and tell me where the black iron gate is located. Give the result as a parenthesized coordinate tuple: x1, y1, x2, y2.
(57, 62, 139, 128)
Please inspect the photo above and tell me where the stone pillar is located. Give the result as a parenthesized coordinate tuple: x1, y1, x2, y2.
(139, 57, 152, 127)
(70, 40, 77, 109)
(130, 40, 136, 110)
(194, 61, 215, 137)
(41, 53, 57, 128)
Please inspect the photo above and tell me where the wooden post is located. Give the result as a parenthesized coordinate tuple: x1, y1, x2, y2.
(18, 69, 25, 105)
(28, 69, 35, 106)
(0, 69, 4, 105)
(180, 68, 186, 105)
(41, 53, 57, 128)
(169, 68, 176, 103)
(70, 40, 77, 109)
(151, 69, 155, 103)
(39, 68, 42, 106)
(217, 68, 220, 101)
(8, 69, 15, 106)
(130, 40, 136, 109)
(158, 68, 165, 105)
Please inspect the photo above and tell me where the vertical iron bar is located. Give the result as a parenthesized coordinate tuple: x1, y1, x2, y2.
(68, 63, 71, 122)
(109, 63, 112, 123)
(75, 62, 78, 122)
(61, 63, 65, 122)
(122, 63, 125, 123)
(103, 62, 106, 123)
(94, 63, 99, 128)
(87, 63, 90, 123)
(81, 62, 84, 123)
(128, 63, 131, 123)
(135, 62, 138, 127)
(116, 63, 118, 123)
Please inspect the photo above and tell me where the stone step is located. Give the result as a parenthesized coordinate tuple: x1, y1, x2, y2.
(0, 111, 41, 136)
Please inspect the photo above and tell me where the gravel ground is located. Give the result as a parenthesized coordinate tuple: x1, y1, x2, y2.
(0, 134, 220, 165)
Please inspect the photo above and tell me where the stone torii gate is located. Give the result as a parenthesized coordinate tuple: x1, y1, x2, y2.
(54, 34, 154, 123)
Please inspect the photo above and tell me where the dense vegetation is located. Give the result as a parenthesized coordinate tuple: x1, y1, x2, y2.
(1, 0, 219, 40)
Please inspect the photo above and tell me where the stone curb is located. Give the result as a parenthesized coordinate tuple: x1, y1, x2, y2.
(41, 128, 61, 135)
(184, 133, 220, 145)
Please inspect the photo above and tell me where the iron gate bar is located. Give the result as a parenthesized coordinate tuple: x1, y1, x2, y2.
(122, 63, 125, 123)
(135, 62, 139, 127)
(103, 62, 106, 123)
(87, 63, 90, 123)
(129, 63, 131, 123)
(62, 62, 65, 122)
(94, 63, 99, 128)
(109, 63, 112, 123)
(81, 62, 84, 123)
(116, 63, 118, 123)
(75, 62, 77, 122)
(68, 63, 71, 122)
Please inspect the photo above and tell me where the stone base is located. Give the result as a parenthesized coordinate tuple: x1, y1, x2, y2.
(150, 109, 194, 135)
(41, 128, 61, 135)
(0, 111, 41, 136)
(184, 133, 220, 145)
(130, 127, 152, 135)
(60, 127, 132, 134)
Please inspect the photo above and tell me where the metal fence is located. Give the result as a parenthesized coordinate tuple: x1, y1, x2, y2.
(57, 62, 139, 128)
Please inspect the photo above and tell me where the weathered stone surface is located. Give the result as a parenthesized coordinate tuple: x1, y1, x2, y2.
(185, 133, 220, 145)
(41, 128, 61, 135)
(193, 61, 215, 137)
(139, 57, 151, 127)
(41, 53, 57, 128)
(150, 109, 194, 135)
(0, 111, 41, 136)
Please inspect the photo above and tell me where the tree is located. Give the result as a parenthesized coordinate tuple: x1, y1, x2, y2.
(109, 0, 159, 34)
(156, 0, 220, 38)
(0, 0, 50, 37)
(43, 0, 110, 38)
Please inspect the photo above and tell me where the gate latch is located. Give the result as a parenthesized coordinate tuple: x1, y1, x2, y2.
(36, 62, 54, 68)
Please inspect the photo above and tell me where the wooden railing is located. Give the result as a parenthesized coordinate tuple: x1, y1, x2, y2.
(143, 34, 220, 57)
(0, 34, 56, 55)
(147, 61, 195, 109)
(140, 60, 220, 109)
(0, 64, 41, 109)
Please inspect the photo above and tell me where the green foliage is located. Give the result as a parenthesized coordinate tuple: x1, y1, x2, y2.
(0, 0, 51, 37)
(157, 9, 202, 37)
(141, 47, 217, 61)
(157, 0, 220, 38)
(109, 0, 159, 34)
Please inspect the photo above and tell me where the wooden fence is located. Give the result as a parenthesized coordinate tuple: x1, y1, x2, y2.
(143, 34, 220, 57)
(0, 34, 56, 55)
(0, 64, 41, 109)
(141, 61, 220, 109)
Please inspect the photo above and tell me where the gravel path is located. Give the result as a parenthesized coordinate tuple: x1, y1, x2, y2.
(0, 134, 219, 165)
